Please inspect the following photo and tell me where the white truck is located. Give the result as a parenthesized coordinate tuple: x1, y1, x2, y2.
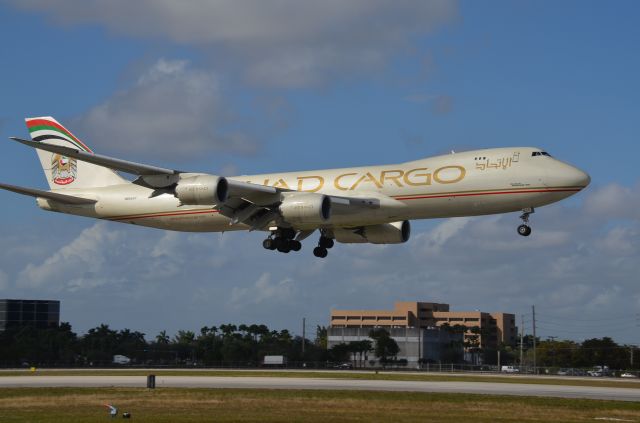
(501, 365, 519, 373)
(113, 355, 131, 365)
(588, 366, 610, 377)
(263, 355, 287, 366)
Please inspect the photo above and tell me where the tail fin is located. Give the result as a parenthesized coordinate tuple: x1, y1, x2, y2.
(25, 117, 127, 189)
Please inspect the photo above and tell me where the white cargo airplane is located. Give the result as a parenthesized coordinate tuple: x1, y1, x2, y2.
(1, 117, 590, 258)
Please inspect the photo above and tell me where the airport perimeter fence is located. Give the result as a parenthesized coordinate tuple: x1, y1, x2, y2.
(1, 360, 637, 378)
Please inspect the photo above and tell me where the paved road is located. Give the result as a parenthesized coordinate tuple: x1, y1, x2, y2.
(1, 375, 639, 402)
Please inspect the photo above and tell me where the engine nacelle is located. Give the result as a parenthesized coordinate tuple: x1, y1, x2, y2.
(333, 220, 410, 244)
(174, 175, 228, 205)
(279, 193, 331, 225)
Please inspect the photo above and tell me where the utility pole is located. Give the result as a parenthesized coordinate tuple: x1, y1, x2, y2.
(532, 305, 537, 375)
(302, 317, 306, 359)
(520, 314, 524, 368)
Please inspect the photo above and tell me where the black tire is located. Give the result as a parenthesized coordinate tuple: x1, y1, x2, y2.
(517, 224, 532, 237)
(313, 247, 328, 258)
(263, 239, 276, 250)
(277, 243, 291, 253)
(290, 240, 302, 251)
(319, 237, 334, 249)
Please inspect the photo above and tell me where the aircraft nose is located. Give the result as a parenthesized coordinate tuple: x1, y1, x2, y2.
(570, 166, 591, 188)
(545, 163, 591, 190)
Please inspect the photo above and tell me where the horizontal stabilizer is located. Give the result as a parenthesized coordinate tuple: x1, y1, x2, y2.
(10, 137, 178, 176)
(0, 182, 97, 205)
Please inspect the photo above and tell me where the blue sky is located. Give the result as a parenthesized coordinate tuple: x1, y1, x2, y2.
(0, 1, 638, 344)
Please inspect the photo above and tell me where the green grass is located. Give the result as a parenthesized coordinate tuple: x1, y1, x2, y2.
(0, 387, 639, 423)
(1, 368, 639, 390)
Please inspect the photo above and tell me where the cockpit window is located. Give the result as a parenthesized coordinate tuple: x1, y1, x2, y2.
(531, 151, 552, 157)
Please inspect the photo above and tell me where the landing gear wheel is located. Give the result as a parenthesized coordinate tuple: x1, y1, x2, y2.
(263, 227, 307, 253)
(277, 243, 291, 253)
(517, 207, 534, 237)
(517, 224, 532, 237)
(313, 247, 328, 258)
(262, 239, 276, 250)
(319, 237, 334, 249)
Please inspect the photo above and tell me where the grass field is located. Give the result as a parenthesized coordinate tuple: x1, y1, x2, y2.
(0, 387, 639, 423)
(1, 369, 639, 390)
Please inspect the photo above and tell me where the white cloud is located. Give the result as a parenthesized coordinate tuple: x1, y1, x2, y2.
(230, 272, 296, 307)
(412, 217, 471, 254)
(73, 59, 258, 159)
(584, 182, 640, 220)
(598, 226, 638, 256)
(17, 222, 124, 291)
(12, 1, 457, 87)
(587, 285, 622, 309)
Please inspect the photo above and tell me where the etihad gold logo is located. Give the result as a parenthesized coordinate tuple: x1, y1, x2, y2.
(255, 166, 466, 192)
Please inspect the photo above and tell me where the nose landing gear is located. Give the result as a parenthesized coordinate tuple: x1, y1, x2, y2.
(517, 208, 534, 237)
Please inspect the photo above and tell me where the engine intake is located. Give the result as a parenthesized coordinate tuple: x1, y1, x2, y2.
(333, 221, 410, 244)
(279, 193, 331, 225)
(174, 175, 228, 205)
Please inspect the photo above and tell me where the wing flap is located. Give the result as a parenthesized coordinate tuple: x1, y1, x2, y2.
(0, 183, 97, 205)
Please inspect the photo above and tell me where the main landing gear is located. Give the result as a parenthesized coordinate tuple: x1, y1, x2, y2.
(313, 235, 334, 258)
(263, 228, 335, 257)
(517, 207, 534, 237)
(263, 228, 301, 254)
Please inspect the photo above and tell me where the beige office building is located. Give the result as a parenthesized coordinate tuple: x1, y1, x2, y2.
(330, 301, 517, 351)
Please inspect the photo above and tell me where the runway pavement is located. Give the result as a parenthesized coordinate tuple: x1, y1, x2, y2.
(0, 375, 639, 401)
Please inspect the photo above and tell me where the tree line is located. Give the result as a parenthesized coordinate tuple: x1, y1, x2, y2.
(0, 322, 401, 368)
(0, 322, 328, 367)
(0, 321, 636, 370)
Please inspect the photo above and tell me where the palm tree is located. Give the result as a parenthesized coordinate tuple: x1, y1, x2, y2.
(219, 324, 237, 337)
(155, 330, 170, 345)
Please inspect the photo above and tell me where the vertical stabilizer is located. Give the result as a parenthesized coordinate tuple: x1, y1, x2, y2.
(25, 117, 127, 190)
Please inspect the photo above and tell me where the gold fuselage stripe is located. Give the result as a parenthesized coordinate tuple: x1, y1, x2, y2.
(394, 186, 584, 201)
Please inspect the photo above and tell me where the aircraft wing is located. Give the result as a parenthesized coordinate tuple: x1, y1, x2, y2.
(10, 137, 178, 176)
(0, 183, 97, 205)
(218, 189, 384, 230)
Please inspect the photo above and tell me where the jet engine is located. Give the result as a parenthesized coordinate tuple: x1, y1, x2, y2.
(174, 175, 228, 205)
(333, 220, 410, 244)
(279, 193, 331, 225)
